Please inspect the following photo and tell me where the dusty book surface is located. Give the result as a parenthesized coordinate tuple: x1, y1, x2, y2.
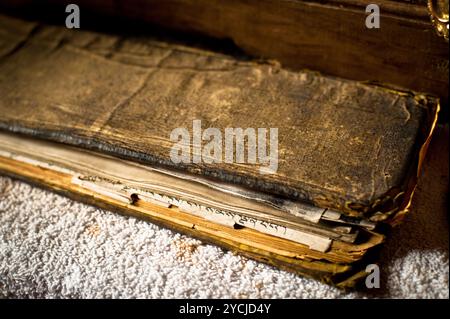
(0, 14, 440, 287)
(0, 14, 438, 218)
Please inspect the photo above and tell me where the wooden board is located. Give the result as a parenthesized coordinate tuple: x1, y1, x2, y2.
(1, 0, 447, 106)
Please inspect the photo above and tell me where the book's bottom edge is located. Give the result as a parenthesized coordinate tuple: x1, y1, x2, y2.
(0, 154, 387, 289)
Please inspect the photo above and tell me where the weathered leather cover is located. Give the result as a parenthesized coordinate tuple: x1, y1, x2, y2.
(0, 14, 439, 218)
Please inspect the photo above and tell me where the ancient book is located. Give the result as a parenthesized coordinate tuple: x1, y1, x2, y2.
(0, 13, 439, 287)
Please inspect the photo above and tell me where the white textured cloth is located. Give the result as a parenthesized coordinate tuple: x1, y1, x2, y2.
(0, 127, 448, 298)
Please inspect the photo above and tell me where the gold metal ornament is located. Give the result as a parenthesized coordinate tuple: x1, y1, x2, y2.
(428, 0, 449, 41)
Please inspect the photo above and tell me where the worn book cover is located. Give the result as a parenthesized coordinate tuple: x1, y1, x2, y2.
(0, 11, 440, 288)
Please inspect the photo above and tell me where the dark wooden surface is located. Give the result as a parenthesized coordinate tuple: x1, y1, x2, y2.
(1, 0, 447, 107)
(0, 14, 436, 217)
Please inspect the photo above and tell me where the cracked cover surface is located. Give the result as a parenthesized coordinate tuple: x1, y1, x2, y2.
(0, 14, 435, 215)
